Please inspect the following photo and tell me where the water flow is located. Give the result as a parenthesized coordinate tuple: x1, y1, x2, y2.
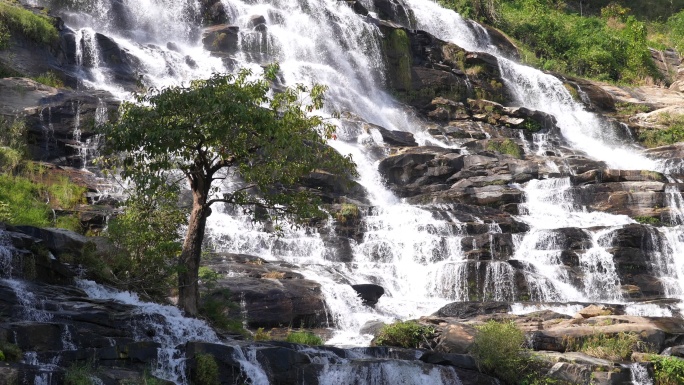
(407, 0, 659, 171)
(629, 362, 653, 385)
(77, 280, 268, 385)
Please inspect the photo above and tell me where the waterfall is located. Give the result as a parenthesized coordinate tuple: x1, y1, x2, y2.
(25, 0, 684, 350)
(77, 279, 270, 385)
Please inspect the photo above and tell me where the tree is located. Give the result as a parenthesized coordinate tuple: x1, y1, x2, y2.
(101, 65, 356, 315)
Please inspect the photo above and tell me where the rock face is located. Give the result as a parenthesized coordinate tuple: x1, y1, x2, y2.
(351, 284, 385, 307)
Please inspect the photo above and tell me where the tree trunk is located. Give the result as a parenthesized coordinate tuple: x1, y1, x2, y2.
(178, 179, 210, 316)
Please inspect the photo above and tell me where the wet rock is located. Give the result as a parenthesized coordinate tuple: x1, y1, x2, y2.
(365, 123, 417, 147)
(434, 301, 511, 319)
(419, 351, 478, 370)
(185, 342, 249, 385)
(575, 304, 620, 319)
(209, 276, 328, 328)
(351, 284, 385, 307)
(370, 0, 415, 27)
(202, 24, 240, 54)
(300, 170, 369, 204)
(360, 320, 386, 336)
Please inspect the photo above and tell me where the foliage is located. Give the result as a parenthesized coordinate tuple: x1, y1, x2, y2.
(0, 146, 21, 173)
(638, 113, 684, 148)
(64, 362, 96, 385)
(576, 332, 641, 361)
(198, 289, 245, 335)
(335, 203, 360, 223)
(0, 116, 27, 156)
(437, 0, 661, 83)
(254, 327, 271, 341)
(194, 353, 220, 385)
(100, 64, 356, 314)
(471, 320, 527, 384)
(375, 321, 435, 349)
(285, 330, 324, 346)
(0, 173, 51, 226)
(650, 355, 684, 385)
(48, 176, 87, 209)
(0, 1, 58, 46)
(438, 0, 500, 24)
(634, 216, 661, 225)
(486, 139, 523, 158)
(104, 187, 184, 298)
(34, 71, 64, 88)
(0, 341, 21, 362)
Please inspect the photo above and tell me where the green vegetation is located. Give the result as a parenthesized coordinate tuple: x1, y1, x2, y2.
(439, 0, 662, 83)
(638, 113, 684, 148)
(0, 116, 27, 157)
(254, 327, 271, 341)
(471, 320, 527, 384)
(0, 1, 59, 47)
(335, 203, 360, 223)
(285, 330, 324, 346)
(0, 341, 21, 362)
(194, 353, 220, 385)
(199, 289, 246, 335)
(34, 71, 64, 88)
(100, 64, 356, 316)
(576, 332, 641, 361)
(650, 355, 684, 385)
(635, 216, 661, 225)
(486, 139, 523, 158)
(375, 321, 435, 349)
(104, 187, 184, 298)
(64, 362, 96, 385)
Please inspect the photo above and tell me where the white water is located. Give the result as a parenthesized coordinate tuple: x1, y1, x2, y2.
(25, 0, 684, 353)
(629, 362, 653, 385)
(77, 279, 269, 384)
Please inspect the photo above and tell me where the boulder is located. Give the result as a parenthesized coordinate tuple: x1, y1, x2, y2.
(351, 284, 385, 307)
(202, 24, 240, 54)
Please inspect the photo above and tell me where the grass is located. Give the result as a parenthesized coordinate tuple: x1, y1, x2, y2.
(285, 330, 324, 345)
(194, 353, 220, 385)
(574, 332, 642, 361)
(375, 321, 434, 349)
(634, 216, 661, 225)
(439, 0, 662, 84)
(650, 355, 684, 385)
(638, 113, 684, 148)
(254, 327, 271, 341)
(0, 341, 21, 362)
(64, 362, 97, 385)
(471, 320, 527, 384)
(486, 139, 523, 159)
(33, 71, 64, 88)
(0, 1, 58, 46)
(335, 203, 360, 224)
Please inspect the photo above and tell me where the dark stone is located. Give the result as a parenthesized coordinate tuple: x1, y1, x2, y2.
(351, 284, 385, 307)
(202, 25, 240, 54)
(434, 301, 511, 318)
(419, 351, 478, 371)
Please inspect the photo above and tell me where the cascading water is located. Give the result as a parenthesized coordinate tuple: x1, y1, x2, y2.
(23, 0, 684, 360)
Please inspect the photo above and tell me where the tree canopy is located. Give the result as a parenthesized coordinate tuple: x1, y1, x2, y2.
(101, 65, 356, 315)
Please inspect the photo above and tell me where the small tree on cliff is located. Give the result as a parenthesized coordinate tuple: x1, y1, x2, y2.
(101, 66, 355, 316)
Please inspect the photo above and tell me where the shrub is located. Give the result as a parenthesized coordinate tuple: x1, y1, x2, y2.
(335, 203, 360, 224)
(471, 320, 527, 384)
(198, 289, 245, 335)
(486, 139, 523, 159)
(634, 216, 661, 225)
(577, 332, 641, 361)
(254, 327, 271, 341)
(194, 353, 220, 385)
(285, 331, 324, 346)
(0, 173, 51, 227)
(638, 113, 684, 148)
(0, 117, 27, 156)
(104, 187, 185, 298)
(375, 321, 434, 349)
(48, 176, 87, 209)
(0, 341, 21, 362)
(34, 71, 64, 88)
(650, 355, 684, 385)
(64, 363, 96, 385)
(0, 146, 21, 173)
(0, 2, 58, 45)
